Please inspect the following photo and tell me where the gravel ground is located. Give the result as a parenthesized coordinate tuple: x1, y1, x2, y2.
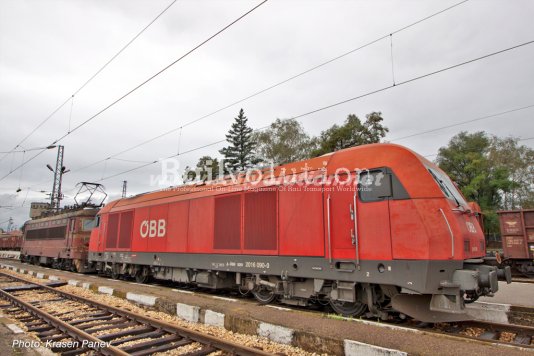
(2, 262, 533, 356)
(56, 284, 321, 355)
(1, 269, 320, 355)
(0, 322, 54, 356)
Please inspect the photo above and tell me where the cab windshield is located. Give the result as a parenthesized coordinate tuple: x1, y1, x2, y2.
(427, 167, 468, 208)
(81, 219, 96, 231)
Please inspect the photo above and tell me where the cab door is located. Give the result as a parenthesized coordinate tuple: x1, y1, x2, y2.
(328, 173, 358, 260)
(356, 169, 393, 261)
(88, 215, 104, 252)
(67, 218, 75, 251)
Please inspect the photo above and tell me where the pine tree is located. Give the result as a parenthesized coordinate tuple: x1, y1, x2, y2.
(219, 109, 260, 172)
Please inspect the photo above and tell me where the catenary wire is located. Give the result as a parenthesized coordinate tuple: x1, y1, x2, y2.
(0, 0, 269, 183)
(0, 0, 179, 164)
(70, 0, 471, 174)
(92, 39, 534, 182)
(388, 104, 534, 142)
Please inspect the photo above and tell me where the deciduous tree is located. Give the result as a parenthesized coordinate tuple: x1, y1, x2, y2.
(196, 156, 220, 181)
(436, 131, 516, 234)
(254, 118, 312, 165)
(311, 112, 388, 157)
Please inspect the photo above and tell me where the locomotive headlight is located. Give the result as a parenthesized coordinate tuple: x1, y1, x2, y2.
(378, 263, 385, 273)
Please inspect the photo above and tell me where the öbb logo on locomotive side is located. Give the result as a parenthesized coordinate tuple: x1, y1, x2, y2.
(140, 219, 166, 238)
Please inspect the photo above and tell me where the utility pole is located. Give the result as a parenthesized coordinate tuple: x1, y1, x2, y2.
(46, 145, 69, 211)
(7, 217, 13, 232)
(122, 180, 127, 198)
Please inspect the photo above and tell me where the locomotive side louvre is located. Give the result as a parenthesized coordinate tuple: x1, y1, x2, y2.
(88, 143, 511, 322)
(279, 182, 324, 256)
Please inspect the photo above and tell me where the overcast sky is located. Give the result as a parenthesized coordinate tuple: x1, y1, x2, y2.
(1, 0, 533, 228)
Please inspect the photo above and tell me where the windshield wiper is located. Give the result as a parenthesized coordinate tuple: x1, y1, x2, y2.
(441, 180, 461, 207)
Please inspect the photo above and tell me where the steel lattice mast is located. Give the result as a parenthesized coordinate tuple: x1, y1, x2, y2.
(48, 145, 66, 211)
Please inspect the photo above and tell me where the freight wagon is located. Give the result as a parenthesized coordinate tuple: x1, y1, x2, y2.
(0, 230, 22, 250)
(497, 209, 534, 277)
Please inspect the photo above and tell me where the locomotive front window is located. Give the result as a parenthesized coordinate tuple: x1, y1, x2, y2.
(428, 169, 451, 198)
(82, 218, 96, 231)
(428, 167, 468, 207)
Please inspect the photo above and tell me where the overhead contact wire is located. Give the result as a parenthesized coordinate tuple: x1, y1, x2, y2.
(0, 0, 179, 165)
(71, 0, 471, 174)
(0, 0, 269, 183)
(95, 39, 534, 182)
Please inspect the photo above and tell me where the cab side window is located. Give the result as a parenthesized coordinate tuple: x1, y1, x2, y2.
(358, 168, 409, 202)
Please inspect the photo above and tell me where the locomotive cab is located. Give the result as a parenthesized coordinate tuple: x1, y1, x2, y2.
(389, 162, 511, 321)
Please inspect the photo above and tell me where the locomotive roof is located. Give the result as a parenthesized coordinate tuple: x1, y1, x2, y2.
(0, 230, 22, 237)
(99, 143, 440, 214)
(24, 208, 99, 226)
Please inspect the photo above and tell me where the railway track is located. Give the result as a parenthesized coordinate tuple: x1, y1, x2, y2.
(512, 277, 534, 284)
(0, 271, 273, 355)
(430, 320, 534, 348)
(2, 262, 534, 353)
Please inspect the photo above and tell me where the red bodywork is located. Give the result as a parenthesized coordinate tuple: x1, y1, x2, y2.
(0, 230, 22, 250)
(90, 144, 484, 262)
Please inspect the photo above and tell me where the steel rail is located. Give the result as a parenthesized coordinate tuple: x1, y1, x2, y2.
(0, 288, 130, 355)
(0, 271, 274, 355)
(3, 264, 534, 351)
(431, 319, 534, 349)
(511, 278, 534, 284)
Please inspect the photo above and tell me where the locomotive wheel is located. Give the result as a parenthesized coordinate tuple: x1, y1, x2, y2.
(253, 286, 276, 304)
(135, 268, 150, 283)
(111, 264, 121, 280)
(329, 300, 367, 317)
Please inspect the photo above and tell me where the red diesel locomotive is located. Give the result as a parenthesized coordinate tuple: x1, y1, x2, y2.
(21, 208, 99, 272)
(88, 143, 511, 322)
